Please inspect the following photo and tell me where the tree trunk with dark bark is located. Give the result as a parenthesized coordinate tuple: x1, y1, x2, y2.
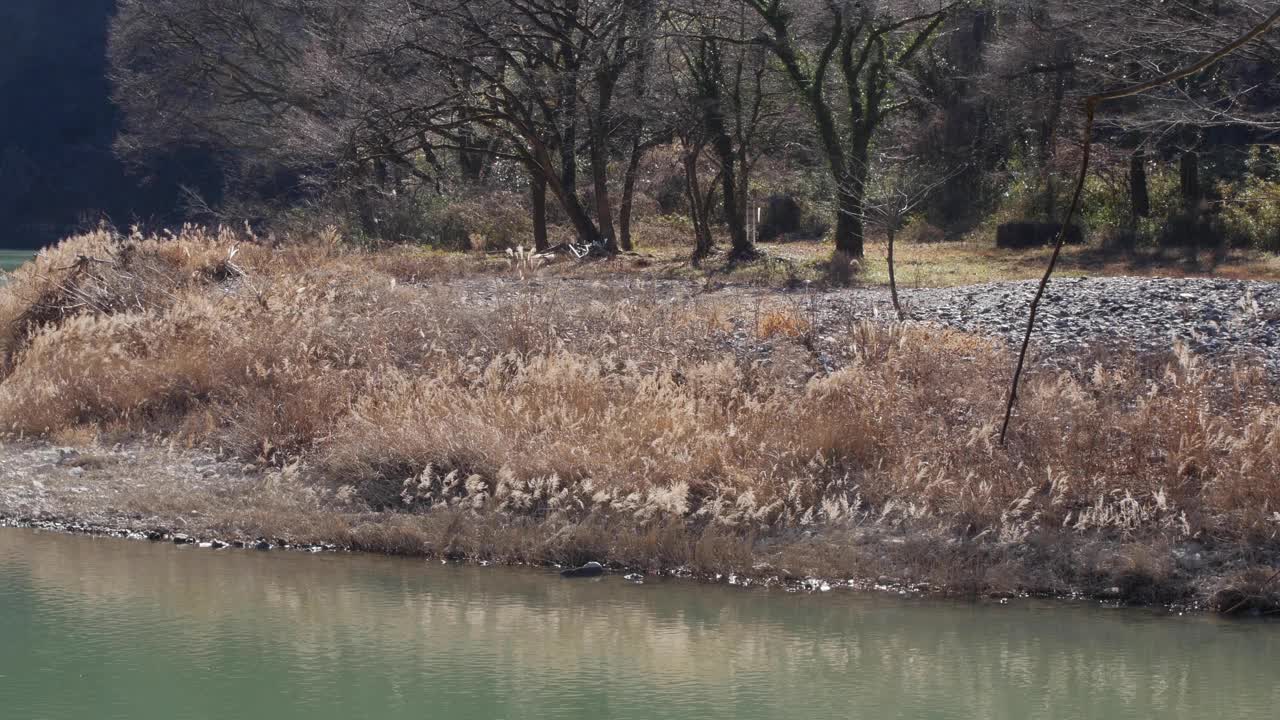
(590, 123, 617, 252)
(833, 141, 870, 259)
(531, 170, 548, 252)
(709, 128, 749, 257)
(531, 141, 600, 245)
(557, 3, 580, 196)
(683, 144, 714, 262)
(1180, 150, 1200, 210)
(1130, 146, 1150, 218)
(834, 186, 865, 258)
(618, 138, 644, 251)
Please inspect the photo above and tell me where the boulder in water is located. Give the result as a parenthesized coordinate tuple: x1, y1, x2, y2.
(560, 561, 605, 578)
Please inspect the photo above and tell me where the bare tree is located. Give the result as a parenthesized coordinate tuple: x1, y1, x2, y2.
(111, 0, 464, 234)
(742, 0, 958, 261)
(112, 0, 666, 250)
(861, 154, 961, 319)
(667, 0, 787, 259)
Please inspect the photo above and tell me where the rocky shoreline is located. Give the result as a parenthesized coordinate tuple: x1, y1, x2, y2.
(0, 513, 1238, 611)
(0, 436, 1273, 615)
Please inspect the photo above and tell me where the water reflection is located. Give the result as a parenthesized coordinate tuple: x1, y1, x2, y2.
(2, 529, 1277, 720)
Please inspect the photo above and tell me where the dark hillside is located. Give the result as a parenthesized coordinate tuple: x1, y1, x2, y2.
(0, 0, 212, 249)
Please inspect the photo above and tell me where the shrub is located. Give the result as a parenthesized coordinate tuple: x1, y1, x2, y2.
(899, 218, 945, 244)
(1217, 148, 1280, 252)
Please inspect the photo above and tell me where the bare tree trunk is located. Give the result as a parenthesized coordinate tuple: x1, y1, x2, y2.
(590, 127, 618, 252)
(618, 0, 657, 253)
(619, 138, 644, 251)
(561, 124, 577, 195)
(834, 131, 875, 260)
(1130, 146, 1150, 218)
(716, 149, 749, 257)
(684, 144, 714, 262)
(834, 191, 865, 258)
(533, 142, 600, 245)
(702, 91, 749, 256)
(1179, 150, 1201, 210)
(558, 2, 580, 196)
(459, 127, 486, 181)
(531, 170, 548, 252)
(888, 224, 903, 321)
(1179, 148, 1202, 248)
(456, 65, 486, 183)
(1039, 67, 1067, 219)
(834, 146, 869, 259)
(552, 182, 601, 245)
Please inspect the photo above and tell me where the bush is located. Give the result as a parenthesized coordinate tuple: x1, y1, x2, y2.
(1217, 148, 1280, 252)
(277, 187, 535, 251)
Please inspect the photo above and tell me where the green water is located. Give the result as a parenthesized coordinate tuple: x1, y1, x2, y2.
(1, 530, 1277, 719)
(0, 250, 36, 273)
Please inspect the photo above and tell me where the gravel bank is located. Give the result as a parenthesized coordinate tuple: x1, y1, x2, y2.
(891, 277, 1280, 373)
(447, 274, 1280, 373)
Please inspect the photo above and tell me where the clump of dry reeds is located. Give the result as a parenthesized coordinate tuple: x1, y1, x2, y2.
(2, 228, 1279, 601)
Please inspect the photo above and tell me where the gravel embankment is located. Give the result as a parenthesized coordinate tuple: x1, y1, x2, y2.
(441, 275, 1280, 373)
(890, 277, 1280, 372)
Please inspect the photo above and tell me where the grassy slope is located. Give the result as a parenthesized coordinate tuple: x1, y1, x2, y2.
(0, 229, 1277, 611)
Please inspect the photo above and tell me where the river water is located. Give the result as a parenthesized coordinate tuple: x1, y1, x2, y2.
(0, 250, 36, 274)
(1, 528, 1276, 719)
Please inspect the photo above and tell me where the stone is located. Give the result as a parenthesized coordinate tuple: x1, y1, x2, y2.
(560, 561, 605, 578)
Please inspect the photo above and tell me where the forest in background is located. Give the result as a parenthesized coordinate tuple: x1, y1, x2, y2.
(0, 1, 221, 249)
(2, 1, 1279, 260)
(104, 0, 1280, 265)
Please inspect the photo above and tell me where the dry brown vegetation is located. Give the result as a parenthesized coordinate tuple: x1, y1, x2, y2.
(2, 228, 1278, 608)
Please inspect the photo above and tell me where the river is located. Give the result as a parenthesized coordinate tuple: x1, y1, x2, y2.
(0, 250, 36, 274)
(1, 528, 1276, 719)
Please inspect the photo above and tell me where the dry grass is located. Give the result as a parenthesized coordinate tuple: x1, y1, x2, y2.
(591, 237, 1280, 288)
(755, 307, 813, 340)
(1209, 567, 1280, 615)
(855, 239, 1280, 288)
(2, 227, 1279, 604)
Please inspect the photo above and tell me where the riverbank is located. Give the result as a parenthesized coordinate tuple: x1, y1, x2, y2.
(0, 229, 1277, 613)
(1, 440, 1277, 612)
